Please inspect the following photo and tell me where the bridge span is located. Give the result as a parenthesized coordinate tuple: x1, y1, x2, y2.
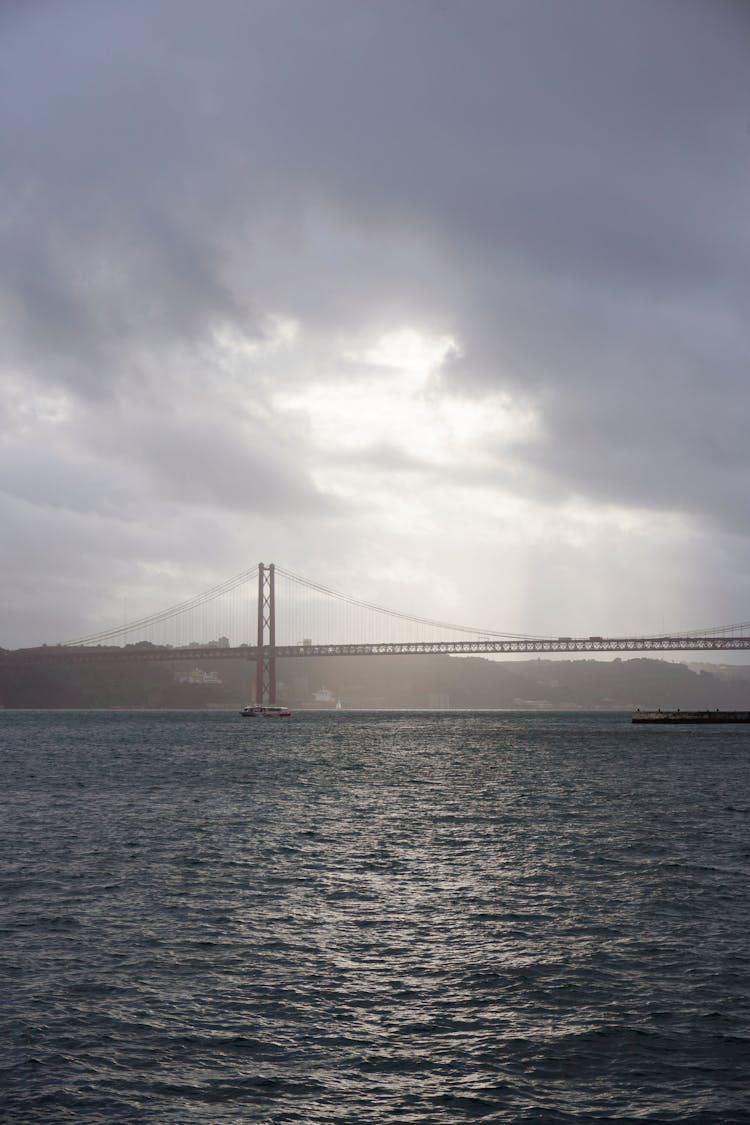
(11, 636, 750, 663)
(5, 563, 750, 703)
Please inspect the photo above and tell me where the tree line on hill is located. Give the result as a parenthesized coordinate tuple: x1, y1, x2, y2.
(2, 651, 750, 710)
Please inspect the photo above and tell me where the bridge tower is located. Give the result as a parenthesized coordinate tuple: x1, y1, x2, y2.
(255, 562, 276, 704)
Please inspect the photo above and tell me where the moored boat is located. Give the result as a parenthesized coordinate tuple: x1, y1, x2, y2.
(240, 704, 292, 718)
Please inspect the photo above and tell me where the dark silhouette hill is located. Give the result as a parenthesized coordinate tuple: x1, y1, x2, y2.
(2, 651, 750, 710)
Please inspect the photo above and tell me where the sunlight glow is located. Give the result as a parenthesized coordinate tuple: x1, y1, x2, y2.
(273, 326, 538, 469)
(347, 327, 457, 376)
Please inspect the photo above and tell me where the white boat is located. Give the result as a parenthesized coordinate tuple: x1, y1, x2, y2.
(239, 704, 292, 718)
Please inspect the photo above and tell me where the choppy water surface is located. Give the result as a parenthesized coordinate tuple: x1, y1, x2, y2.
(1, 709, 749, 1123)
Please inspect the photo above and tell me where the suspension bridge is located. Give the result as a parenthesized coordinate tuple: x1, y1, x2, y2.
(5, 562, 750, 703)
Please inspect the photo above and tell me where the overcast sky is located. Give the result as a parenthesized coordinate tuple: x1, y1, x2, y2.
(2, 0, 750, 648)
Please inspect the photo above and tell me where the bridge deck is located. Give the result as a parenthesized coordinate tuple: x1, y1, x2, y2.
(6, 636, 750, 662)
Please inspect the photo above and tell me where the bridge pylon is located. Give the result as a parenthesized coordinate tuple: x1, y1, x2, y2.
(255, 562, 276, 704)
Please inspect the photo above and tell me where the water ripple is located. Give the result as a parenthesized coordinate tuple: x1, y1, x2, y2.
(1, 709, 749, 1122)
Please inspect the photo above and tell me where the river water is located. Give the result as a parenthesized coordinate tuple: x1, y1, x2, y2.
(1, 709, 749, 1123)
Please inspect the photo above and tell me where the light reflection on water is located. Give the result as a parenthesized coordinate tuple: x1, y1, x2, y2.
(1, 709, 749, 1122)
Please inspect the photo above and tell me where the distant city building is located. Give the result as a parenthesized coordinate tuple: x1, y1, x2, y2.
(175, 667, 222, 685)
(181, 637, 230, 649)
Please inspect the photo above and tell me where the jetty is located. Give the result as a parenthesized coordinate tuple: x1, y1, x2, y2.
(632, 710, 750, 724)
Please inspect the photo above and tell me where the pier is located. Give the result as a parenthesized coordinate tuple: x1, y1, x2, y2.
(632, 710, 750, 724)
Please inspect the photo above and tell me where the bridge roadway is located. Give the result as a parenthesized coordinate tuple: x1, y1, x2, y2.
(7, 635, 750, 662)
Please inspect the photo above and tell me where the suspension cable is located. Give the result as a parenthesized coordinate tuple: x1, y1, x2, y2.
(65, 565, 259, 646)
(276, 565, 549, 639)
(65, 560, 750, 648)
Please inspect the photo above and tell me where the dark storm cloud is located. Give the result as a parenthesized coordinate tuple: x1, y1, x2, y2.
(4, 1, 747, 395)
(2, 0, 750, 643)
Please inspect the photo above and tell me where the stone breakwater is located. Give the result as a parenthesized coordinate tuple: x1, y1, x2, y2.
(633, 709, 750, 723)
